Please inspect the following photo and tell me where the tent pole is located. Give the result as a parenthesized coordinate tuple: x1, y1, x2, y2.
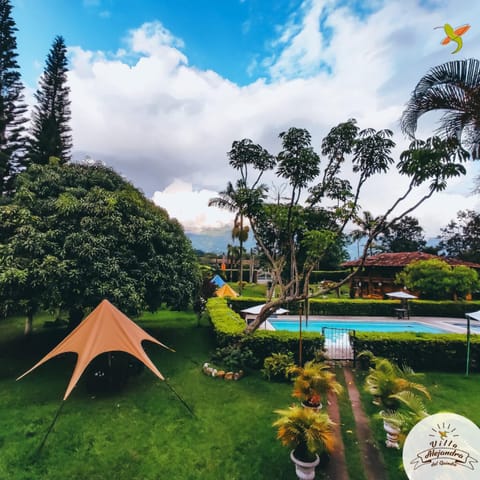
(35, 400, 66, 456)
(164, 380, 196, 418)
(466, 316, 471, 377)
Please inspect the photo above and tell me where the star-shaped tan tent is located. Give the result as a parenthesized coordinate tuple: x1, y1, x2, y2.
(17, 299, 173, 400)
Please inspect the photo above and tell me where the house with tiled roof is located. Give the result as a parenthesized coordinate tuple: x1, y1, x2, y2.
(341, 252, 480, 298)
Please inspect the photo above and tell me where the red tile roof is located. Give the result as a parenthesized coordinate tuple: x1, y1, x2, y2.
(342, 252, 480, 269)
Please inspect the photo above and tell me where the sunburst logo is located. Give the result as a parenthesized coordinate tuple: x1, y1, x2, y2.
(429, 422, 459, 441)
(403, 413, 480, 479)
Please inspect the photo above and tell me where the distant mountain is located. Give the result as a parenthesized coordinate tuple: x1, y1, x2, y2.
(188, 231, 441, 259)
(346, 237, 441, 261)
(186, 228, 256, 254)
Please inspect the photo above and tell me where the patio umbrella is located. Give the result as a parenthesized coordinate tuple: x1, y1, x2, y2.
(386, 291, 417, 299)
(465, 310, 480, 376)
(386, 292, 417, 318)
(240, 304, 289, 315)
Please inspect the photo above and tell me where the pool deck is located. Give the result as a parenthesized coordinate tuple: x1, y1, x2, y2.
(263, 315, 479, 334)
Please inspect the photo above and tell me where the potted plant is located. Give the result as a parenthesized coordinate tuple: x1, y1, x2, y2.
(273, 405, 335, 480)
(364, 358, 430, 410)
(356, 350, 376, 371)
(289, 361, 343, 409)
(379, 390, 429, 449)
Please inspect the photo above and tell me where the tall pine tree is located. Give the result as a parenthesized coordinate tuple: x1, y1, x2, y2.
(0, 0, 27, 195)
(28, 35, 72, 165)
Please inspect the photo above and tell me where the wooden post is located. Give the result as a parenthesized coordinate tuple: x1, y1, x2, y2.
(299, 304, 303, 367)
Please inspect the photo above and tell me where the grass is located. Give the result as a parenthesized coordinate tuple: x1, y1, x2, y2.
(0, 309, 326, 480)
(3, 309, 480, 479)
(354, 368, 480, 479)
(335, 368, 368, 480)
(226, 281, 350, 299)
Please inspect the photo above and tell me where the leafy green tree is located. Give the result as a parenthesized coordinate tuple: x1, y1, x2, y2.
(211, 120, 471, 333)
(401, 58, 480, 159)
(27, 36, 72, 165)
(438, 210, 480, 263)
(377, 216, 426, 253)
(0, 204, 66, 333)
(0, 0, 27, 195)
(0, 162, 200, 330)
(396, 258, 479, 300)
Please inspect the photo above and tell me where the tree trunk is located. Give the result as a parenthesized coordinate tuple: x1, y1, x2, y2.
(68, 307, 84, 329)
(24, 311, 33, 336)
(239, 215, 244, 295)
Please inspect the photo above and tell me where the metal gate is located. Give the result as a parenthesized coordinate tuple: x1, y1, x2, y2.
(321, 327, 356, 362)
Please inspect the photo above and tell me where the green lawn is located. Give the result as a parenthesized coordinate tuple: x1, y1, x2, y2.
(227, 281, 350, 299)
(2, 310, 479, 479)
(0, 310, 310, 480)
(355, 369, 480, 480)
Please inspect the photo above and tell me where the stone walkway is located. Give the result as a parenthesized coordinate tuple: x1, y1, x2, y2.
(323, 366, 388, 480)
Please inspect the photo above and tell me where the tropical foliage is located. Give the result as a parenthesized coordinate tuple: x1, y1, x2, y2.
(364, 358, 430, 410)
(439, 209, 480, 263)
(211, 121, 470, 334)
(396, 258, 479, 300)
(289, 360, 343, 407)
(376, 216, 426, 253)
(0, 162, 200, 331)
(401, 58, 480, 159)
(273, 405, 336, 462)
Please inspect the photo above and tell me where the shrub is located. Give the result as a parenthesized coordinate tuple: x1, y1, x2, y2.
(212, 344, 255, 371)
(206, 298, 325, 366)
(262, 352, 295, 381)
(351, 332, 480, 372)
(273, 406, 336, 462)
(364, 358, 430, 410)
(228, 297, 480, 318)
(289, 361, 343, 407)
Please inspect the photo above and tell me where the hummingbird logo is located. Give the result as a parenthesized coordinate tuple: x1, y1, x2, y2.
(435, 23, 470, 54)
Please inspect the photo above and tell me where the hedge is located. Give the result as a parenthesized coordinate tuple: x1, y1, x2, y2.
(229, 297, 480, 318)
(206, 297, 324, 365)
(409, 300, 480, 318)
(351, 332, 480, 372)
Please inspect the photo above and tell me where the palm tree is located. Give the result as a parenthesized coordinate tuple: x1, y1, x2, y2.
(350, 211, 381, 256)
(209, 180, 265, 294)
(231, 216, 249, 288)
(401, 58, 480, 159)
(209, 181, 247, 293)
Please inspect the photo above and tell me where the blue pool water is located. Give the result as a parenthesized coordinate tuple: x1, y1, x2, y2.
(269, 319, 447, 334)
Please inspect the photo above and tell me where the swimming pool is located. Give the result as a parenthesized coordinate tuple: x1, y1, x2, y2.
(269, 319, 447, 334)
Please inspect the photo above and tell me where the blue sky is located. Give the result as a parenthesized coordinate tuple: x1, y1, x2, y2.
(14, 0, 307, 86)
(10, 0, 480, 237)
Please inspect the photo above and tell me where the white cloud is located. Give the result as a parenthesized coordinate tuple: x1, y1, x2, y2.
(66, 2, 480, 236)
(152, 179, 235, 233)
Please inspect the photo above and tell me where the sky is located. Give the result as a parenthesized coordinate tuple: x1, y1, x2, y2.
(11, 0, 480, 239)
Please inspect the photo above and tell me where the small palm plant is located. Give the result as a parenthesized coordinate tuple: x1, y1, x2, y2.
(273, 405, 336, 462)
(289, 361, 343, 408)
(381, 391, 429, 431)
(380, 390, 430, 448)
(364, 358, 430, 410)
